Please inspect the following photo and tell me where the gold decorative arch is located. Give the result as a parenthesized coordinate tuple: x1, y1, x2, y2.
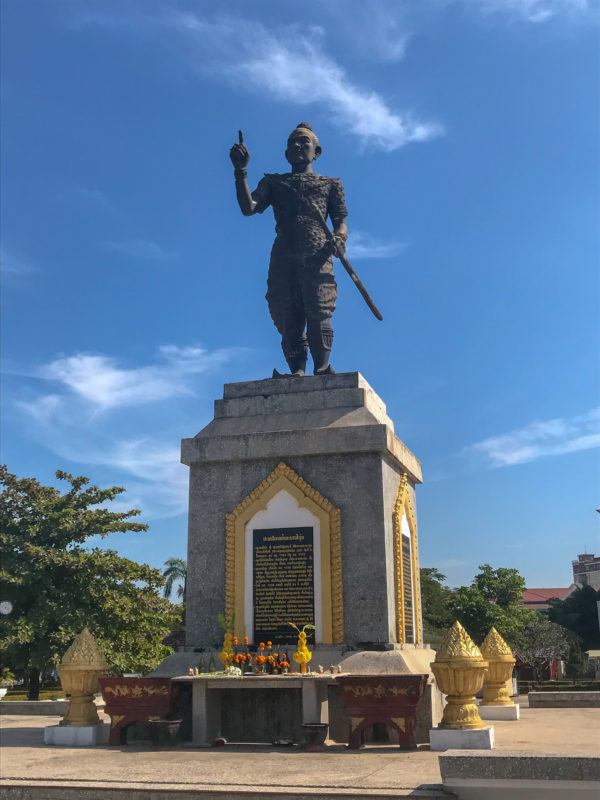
(225, 462, 343, 644)
(392, 473, 422, 644)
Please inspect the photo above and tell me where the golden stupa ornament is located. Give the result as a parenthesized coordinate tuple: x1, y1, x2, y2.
(480, 627, 516, 706)
(58, 628, 108, 726)
(431, 621, 488, 730)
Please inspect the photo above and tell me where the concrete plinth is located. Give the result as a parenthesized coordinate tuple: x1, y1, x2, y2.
(479, 703, 520, 720)
(44, 723, 109, 746)
(181, 372, 423, 650)
(0, 699, 68, 716)
(429, 726, 495, 751)
(439, 752, 600, 800)
(528, 691, 600, 708)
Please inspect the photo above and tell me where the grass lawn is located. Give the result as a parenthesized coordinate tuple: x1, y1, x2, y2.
(2, 690, 67, 701)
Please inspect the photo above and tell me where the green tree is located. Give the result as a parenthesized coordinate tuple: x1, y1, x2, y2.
(420, 567, 455, 634)
(564, 636, 587, 679)
(454, 564, 534, 647)
(0, 466, 180, 699)
(547, 585, 600, 651)
(162, 558, 187, 602)
(517, 617, 571, 682)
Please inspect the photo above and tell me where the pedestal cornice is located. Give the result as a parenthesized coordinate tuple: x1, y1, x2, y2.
(181, 372, 422, 484)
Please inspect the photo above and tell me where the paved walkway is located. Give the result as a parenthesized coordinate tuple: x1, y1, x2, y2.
(1, 700, 599, 797)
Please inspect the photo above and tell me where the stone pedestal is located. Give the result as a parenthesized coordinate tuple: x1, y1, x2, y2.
(44, 723, 109, 746)
(162, 372, 438, 744)
(479, 703, 520, 720)
(429, 725, 495, 751)
(181, 372, 423, 650)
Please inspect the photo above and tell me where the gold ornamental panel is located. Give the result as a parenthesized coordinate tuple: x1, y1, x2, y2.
(225, 462, 343, 644)
(392, 474, 422, 644)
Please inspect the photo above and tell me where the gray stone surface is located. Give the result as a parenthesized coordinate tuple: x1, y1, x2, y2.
(430, 727, 495, 752)
(182, 373, 421, 483)
(213, 387, 394, 429)
(438, 752, 600, 781)
(0, 785, 453, 799)
(0, 700, 68, 716)
(478, 704, 519, 720)
(338, 647, 434, 675)
(528, 691, 600, 707)
(182, 373, 423, 650)
(3, 706, 600, 798)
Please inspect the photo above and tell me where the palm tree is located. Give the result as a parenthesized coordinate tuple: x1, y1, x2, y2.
(162, 558, 187, 602)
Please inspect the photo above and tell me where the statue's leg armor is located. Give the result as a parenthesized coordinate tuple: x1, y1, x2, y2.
(307, 318, 334, 374)
(266, 250, 308, 375)
(303, 252, 337, 375)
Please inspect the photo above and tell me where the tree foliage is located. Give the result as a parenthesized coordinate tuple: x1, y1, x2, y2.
(517, 616, 571, 682)
(163, 558, 187, 601)
(420, 567, 455, 634)
(454, 564, 534, 647)
(547, 585, 600, 651)
(0, 466, 180, 698)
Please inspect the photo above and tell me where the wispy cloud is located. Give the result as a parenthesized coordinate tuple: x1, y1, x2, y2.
(59, 184, 116, 213)
(26, 345, 235, 412)
(467, 407, 600, 466)
(102, 239, 176, 261)
(76, 10, 442, 153)
(12, 343, 241, 517)
(346, 231, 407, 260)
(88, 439, 189, 517)
(1, 249, 39, 276)
(467, 0, 593, 23)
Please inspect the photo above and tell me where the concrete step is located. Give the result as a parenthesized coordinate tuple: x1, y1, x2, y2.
(0, 781, 456, 800)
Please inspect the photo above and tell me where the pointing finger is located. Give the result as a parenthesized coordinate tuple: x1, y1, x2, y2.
(238, 130, 244, 144)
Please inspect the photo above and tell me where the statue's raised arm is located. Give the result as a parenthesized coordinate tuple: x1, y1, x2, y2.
(230, 130, 256, 216)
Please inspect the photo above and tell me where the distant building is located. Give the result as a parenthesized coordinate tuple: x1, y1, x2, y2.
(573, 553, 600, 589)
(520, 587, 571, 611)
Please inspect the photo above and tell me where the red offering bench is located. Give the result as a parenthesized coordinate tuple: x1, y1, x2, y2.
(99, 677, 175, 744)
(337, 674, 428, 749)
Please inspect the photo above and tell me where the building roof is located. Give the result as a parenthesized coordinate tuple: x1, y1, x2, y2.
(520, 588, 571, 609)
(522, 588, 570, 603)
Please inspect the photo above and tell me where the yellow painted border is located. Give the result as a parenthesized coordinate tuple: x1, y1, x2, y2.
(225, 463, 343, 644)
(392, 474, 422, 644)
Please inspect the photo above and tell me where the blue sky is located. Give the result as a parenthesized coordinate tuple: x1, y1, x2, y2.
(2, 0, 599, 592)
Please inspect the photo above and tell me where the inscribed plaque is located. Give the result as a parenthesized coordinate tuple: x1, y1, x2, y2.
(253, 527, 314, 644)
(402, 534, 414, 642)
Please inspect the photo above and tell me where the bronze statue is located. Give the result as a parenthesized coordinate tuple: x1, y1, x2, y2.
(229, 123, 344, 377)
(230, 123, 382, 377)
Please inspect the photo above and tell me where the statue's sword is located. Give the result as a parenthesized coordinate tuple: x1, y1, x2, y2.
(303, 200, 383, 321)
